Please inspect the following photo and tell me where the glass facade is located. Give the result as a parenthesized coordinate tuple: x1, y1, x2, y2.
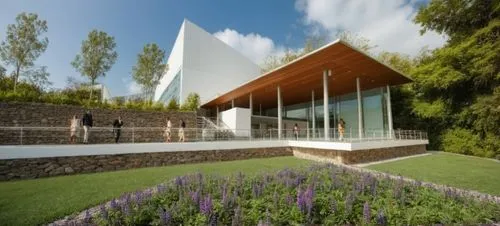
(159, 69, 181, 103)
(254, 86, 389, 139)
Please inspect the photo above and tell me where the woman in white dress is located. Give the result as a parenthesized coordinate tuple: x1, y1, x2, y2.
(69, 115, 80, 144)
(164, 117, 172, 142)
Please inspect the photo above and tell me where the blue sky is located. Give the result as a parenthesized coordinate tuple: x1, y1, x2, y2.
(0, 0, 445, 97)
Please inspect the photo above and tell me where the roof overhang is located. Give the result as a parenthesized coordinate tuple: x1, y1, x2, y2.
(202, 39, 412, 109)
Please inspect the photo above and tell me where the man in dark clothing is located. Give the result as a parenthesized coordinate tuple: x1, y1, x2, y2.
(112, 116, 124, 143)
(82, 110, 93, 144)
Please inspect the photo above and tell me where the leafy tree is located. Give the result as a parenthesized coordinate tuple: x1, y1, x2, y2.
(132, 43, 168, 100)
(180, 92, 200, 111)
(415, 0, 499, 42)
(336, 30, 377, 53)
(0, 12, 48, 92)
(303, 35, 327, 54)
(23, 66, 52, 90)
(0, 65, 6, 78)
(71, 30, 118, 100)
(166, 98, 179, 110)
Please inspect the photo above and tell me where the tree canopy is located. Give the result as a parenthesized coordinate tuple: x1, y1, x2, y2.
(71, 30, 118, 100)
(180, 93, 200, 111)
(132, 43, 167, 100)
(0, 12, 48, 92)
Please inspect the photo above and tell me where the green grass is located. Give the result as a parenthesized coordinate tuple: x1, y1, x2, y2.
(367, 152, 500, 196)
(0, 157, 311, 226)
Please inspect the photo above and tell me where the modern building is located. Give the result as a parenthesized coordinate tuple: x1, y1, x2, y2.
(154, 19, 261, 105)
(156, 19, 426, 144)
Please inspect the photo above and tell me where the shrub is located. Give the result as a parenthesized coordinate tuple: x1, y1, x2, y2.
(442, 128, 498, 158)
(86, 164, 499, 225)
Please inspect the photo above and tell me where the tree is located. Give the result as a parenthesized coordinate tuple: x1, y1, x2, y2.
(0, 12, 48, 92)
(180, 93, 200, 111)
(71, 30, 117, 101)
(303, 35, 327, 54)
(377, 51, 414, 75)
(336, 30, 377, 53)
(23, 66, 52, 90)
(0, 65, 6, 78)
(414, 0, 499, 43)
(132, 43, 167, 100)
(166, 98, 179, 110)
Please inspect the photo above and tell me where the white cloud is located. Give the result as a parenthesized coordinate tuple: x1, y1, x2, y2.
(121, 77, 142, 95)
(295, 0, 447, 55)
(213, 29, 285, 65)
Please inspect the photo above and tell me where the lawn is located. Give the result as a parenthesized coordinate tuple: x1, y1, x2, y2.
(0, 156, 311, 226)
(367, 152, 500, 196)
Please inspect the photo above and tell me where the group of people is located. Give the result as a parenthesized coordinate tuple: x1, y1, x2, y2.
(291, 118, 346, 141)
(69, 110, 96, 144)
(69, 111, 186, 144)
(162, 117, 186, 143)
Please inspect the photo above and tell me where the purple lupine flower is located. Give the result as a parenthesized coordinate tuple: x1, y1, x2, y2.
(122, 203, 131, 217)
(190, 190, 200, 206)
(110, 198, 118, 210)
(297, 188, 306, 213)
(158, 208, 171, 226)
(174, 176, 183, 187)
(376, 209, 387, 225)
(134, 191, 144, 204)
(200, 195, 213, 216)
(370, 179, 378, 196)
(345, 192, 355, 215)
(304, 184, 314, 216)
(252, 181, 264, 198)
(157, 184, 166, 193)
(231, 206, 242, 226)
(363, 201, 371, 223)
(99, 204, 108, 220)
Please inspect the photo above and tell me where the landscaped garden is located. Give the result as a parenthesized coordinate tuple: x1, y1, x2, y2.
(0, 157, 310, 226)
(367, 152, 500, 196)
(65, 163, 499, 225)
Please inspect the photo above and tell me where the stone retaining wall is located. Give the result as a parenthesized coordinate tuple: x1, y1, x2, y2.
(0, 102, 196, 145)
(292, 144, 426, 164)
(0, 147, 293, 181)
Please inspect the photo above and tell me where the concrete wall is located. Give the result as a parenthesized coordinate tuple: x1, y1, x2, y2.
(221, 107, 251, 136)
(292, 144, 426, 164)
(0, 147, 292, 181)
(0, 102, 196, 144)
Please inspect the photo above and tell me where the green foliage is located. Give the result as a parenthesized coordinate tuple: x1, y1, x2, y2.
(180, 93, 200, 111)
(0, 12, 49, 92)
(336, 30, 377, 52)
(23, 65, 52, 90)
(90, 165, 500, 225)
(414, 0, 499, 42)
(71, 30, 118, 100)
(166, 99, 180, 110)
(132, 43, 167, 100)
(442, 128, 498, 158)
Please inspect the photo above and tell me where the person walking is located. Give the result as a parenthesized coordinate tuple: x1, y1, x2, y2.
(82, 110, 93, 144)
(69, 115, 80, 144)
(178, 119, 186, 142)
(338, 118, 345, 141)
(293, 123, 299, 140)
(112, 116, 124, 143)
(164, 117, 172, 142)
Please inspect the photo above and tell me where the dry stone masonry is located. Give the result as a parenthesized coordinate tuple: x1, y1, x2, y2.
(0, 102, 196, 144)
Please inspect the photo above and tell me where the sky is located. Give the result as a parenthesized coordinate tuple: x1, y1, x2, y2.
(0, 0, 446, 97)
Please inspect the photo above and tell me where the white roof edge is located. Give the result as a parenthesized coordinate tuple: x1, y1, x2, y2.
(201, 38, 413, 106)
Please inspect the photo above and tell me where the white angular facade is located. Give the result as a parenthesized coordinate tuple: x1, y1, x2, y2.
(154, 19, 261, 105)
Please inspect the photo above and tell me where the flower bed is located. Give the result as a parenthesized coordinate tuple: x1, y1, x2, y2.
(61, 164, 499, 225)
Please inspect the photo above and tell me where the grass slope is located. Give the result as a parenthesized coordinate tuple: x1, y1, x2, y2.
(0, 157, 311, 226)
(367, 152, 500, 196)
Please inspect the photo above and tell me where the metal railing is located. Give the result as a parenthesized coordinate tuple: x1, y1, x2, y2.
(0, 126, 427, 145)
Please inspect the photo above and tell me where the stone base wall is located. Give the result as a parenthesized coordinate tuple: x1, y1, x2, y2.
(0, 147, 292, 181)
(292, 144, 426, 164)
(0, 102, 196, 145)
